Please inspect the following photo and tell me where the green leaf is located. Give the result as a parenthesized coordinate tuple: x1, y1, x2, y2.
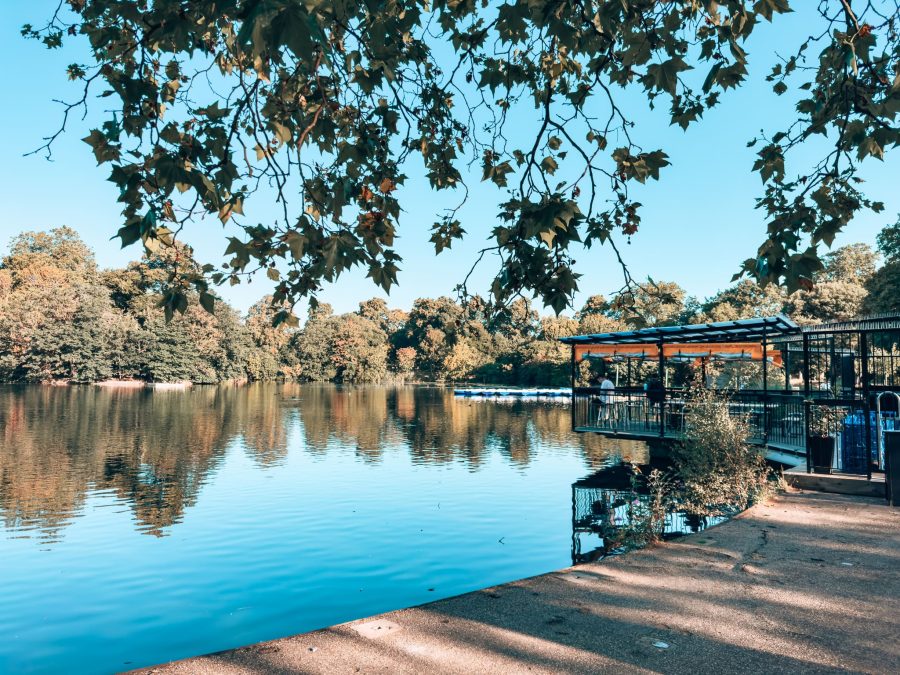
(646, 57, 690, 95)
(702, 63, 721, 93)
(199, 291, 216, 314)
(115, 222, 141, 247)
(284, 231, 307, 260)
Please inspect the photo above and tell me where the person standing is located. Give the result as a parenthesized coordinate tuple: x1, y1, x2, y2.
(596, 373, 616, 423)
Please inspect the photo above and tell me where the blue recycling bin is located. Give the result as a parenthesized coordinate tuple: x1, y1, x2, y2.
(840, 412, 896, 474)
(841, 413, 868, 474)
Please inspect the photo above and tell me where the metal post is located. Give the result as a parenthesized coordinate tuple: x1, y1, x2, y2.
(803, 333, 811, 397)
(762, 329, 769, 444)
(861, 332, 872, 480)
(804, 400, 812, 473)
(803, 333, 811, 473)
(784, 344, 791, 391)
(570, 345, 576, 432)
(829, 335, 837, 394)
(658, 339, 665, 437)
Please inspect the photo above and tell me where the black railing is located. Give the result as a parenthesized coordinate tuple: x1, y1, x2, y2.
(728, 392, 806, 450)
(573, 387, 806, 452)
(572, 387, 685, 439)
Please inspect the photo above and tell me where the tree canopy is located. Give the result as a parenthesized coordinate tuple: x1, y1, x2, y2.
(23, 0, 900, 319)
(2, 228, 895, 384)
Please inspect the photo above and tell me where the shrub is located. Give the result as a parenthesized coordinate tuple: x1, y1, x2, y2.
(672, 387, 770, 516)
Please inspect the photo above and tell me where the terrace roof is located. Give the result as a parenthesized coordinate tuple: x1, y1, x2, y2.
(800, 313, 900, 334)
(559, 315, 799, 346)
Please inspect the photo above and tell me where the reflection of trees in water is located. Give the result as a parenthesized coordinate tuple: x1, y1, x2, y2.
(293, 384, 406, 462)
(294, 387, 647, 470)
(0, 385, 287, 538)
(0, 384, 644, 539)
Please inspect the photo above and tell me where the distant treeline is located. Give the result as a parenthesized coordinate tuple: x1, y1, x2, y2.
(1, 225, 898, 384)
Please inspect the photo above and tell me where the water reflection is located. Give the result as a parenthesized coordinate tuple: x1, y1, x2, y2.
(0, 384, 648, 540)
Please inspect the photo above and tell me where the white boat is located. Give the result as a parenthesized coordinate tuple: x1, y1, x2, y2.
(454, 388, 571, 398)
(147, 381, 193, 390)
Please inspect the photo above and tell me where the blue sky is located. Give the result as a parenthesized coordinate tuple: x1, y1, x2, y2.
(1, 2, 897, 316)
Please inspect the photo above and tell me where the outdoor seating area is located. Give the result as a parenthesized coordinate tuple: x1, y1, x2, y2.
(560, 314, 900, 477)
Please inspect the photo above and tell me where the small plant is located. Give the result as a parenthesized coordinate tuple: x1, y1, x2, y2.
(807, 404, 845, 438)
(596, 466, 674, 553)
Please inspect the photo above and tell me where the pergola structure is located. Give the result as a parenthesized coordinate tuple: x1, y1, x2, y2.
(560, 314, 900, 478)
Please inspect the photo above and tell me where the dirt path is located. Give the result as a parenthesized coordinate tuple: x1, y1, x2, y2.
(135, 490, 900, 674)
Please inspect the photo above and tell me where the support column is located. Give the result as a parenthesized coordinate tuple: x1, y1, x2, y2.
(803, 333, 811, 473)
(762, 329, 769, 444)
(861, 331, 872, 480)
(570, 345, 576, 432)
(658, 339, 665, 437)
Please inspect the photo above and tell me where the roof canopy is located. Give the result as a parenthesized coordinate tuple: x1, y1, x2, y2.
(559, 315, 798, 346)
(800, 313, 900, 334)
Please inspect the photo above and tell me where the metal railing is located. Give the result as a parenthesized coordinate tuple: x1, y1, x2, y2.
(729, 391, 806, 450)
(572, 387, 684, 439)
(573, 387, 806, 452)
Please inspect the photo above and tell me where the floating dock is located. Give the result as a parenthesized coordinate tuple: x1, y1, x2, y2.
(454, 388, 571, 398)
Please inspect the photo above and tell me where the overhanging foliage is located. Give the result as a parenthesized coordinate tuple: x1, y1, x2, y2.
(23, 0, 900, 320)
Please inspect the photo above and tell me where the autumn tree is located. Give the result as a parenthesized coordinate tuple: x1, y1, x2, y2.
(612, 280, 688, 328)
(394, 297, 466, 377)
(245, 295, 297, 379)
(864, 214, 900, 314)
(699, 279, 789, 322)
(0, 228, 128, 381)
(788, 243, 878, 322)
(576, 294, 626, 334)
(24, 1, 900, 319)
(820, 243, 879, 285)
(876, 215, 900, 262)
(330, 314, 389, 383)
(864, 262, 900, 314)
(290, 303, 339, 381)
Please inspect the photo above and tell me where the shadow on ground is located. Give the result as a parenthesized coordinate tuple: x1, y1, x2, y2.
(137, 491, 900, 675)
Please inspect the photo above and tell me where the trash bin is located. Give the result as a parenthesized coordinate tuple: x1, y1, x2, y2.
(840, 413, 867, 474)
(886, 430, 900, 507)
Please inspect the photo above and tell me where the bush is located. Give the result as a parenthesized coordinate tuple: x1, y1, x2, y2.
(672, 387, 770, 516)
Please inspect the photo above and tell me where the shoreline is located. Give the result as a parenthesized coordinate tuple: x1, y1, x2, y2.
(132, 489, 899, 674)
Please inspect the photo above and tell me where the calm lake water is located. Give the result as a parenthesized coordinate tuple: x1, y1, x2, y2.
(0, 383, 648, 674)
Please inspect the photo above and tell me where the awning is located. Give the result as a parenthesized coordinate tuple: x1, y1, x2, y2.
(575, 342, 783, 367)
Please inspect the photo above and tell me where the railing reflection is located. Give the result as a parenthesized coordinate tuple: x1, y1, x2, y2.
(571, 466, 727, 564)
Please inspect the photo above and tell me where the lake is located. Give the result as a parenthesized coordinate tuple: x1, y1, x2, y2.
(0, 383, 648, 674)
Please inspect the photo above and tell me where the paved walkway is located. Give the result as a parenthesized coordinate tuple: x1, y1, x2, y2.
(137, 490, 900, 674)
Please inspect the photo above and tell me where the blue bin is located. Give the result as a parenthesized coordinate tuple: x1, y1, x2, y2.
(840, 412, 896, 474)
